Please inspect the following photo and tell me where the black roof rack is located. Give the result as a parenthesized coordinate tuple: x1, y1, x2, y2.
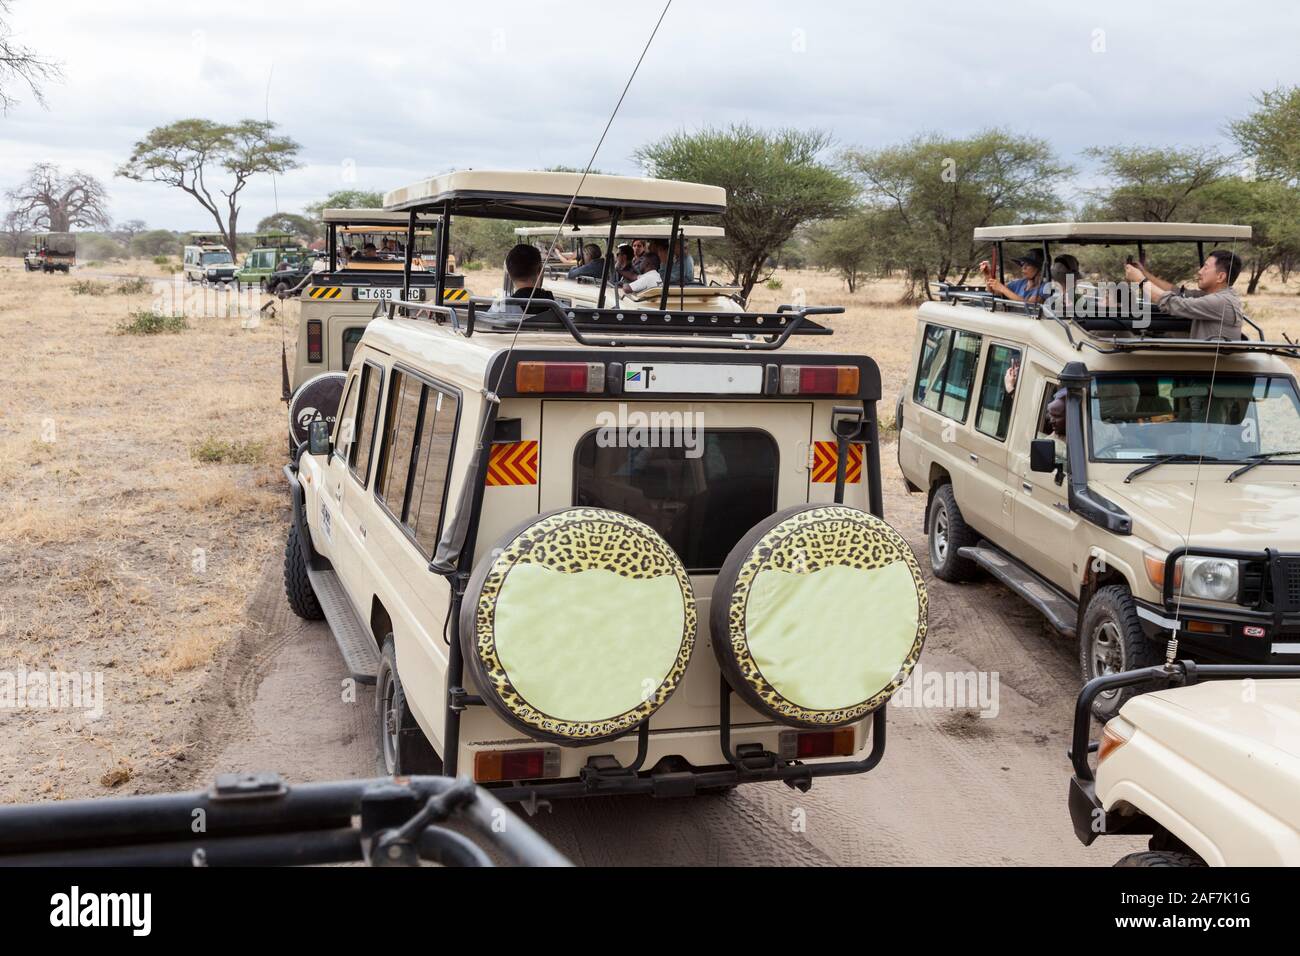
(374, 297, 841, 351)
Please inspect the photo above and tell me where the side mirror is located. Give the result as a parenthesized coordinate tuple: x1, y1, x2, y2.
(308, 418, 333, 457)
(1030, 438, 1057, 473)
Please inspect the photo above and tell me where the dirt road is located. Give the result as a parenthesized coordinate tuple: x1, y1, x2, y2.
(180, 454, 1138, 866)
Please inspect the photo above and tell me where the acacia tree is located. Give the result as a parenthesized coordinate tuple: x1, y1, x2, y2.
(1081, 145, 1231, 221)
(1231, 85, 1300, 185)
(117, 119, 301, 254)
(844, 130, 1070, 300)
(635, 125, 856, 300)
(5, 163, 111, 231)
(0, 1, 59, 111)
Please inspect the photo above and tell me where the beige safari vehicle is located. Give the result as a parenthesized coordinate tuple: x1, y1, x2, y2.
(1068, 659, 1300, 866)
(182, 234, 237, 284)
(283, 209, 466, 452)
(282, 170, 929, 804)
(897, 222, 1300, 719)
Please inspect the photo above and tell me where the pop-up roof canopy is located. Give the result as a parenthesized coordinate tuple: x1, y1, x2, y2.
(514, 224, 725, 239)
(384, 170, 727, 223)
(974, 222, 1252, 244)
(322, 208, 442, 226)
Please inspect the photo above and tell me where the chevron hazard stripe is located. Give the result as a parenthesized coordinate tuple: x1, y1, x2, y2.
(811, 441, 863, 483)
(308, 286, 343, 299)
(485, 440, 539, 486)
(442, 288, 469, 302)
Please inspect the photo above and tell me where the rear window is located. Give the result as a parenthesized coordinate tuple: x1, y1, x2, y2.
(574, 430, 778, 573)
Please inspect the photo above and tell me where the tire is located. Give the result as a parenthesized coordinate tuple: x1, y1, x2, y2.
(927, 484, 979, 582)
(376, 637, 442, 776)
(273, 281, 290, 296)
(1080, 585, 1160, 721)
(283, 522, 323, 620)
(1114, 850, 1205, 868)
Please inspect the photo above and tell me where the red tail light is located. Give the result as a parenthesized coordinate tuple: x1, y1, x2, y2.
(516, 361, 604, 394)
(474, 748, 561, 782)
(779, 727, 856, 760)
(307, 320, 323, 363)
(779, 365, 859, 396)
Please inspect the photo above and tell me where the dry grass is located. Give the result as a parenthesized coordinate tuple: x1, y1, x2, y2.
(0, 257, 288, 802)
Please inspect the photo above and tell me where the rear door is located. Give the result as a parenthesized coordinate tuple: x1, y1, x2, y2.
(538, 399, 812, 728)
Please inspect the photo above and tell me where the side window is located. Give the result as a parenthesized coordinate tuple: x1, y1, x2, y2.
(975, 344, 1022, 441)
(349, 362, 383, 486)
(376, 370, 421, 519)
(334, 374, 359, 459)
(341, 327, 365, 370)
(406, 387, 459, 556)
(915, 325, 951, 412)
(940, 331, 982, 421)
(1036, 380, 1068, 464)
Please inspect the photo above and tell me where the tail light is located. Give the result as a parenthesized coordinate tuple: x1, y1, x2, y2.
(473, 748, 561, 782)
(307, 320, 323, 363)
(516, 361, 604, 394)
(778, 727, 856, 760)
(779, 365, 859, 396)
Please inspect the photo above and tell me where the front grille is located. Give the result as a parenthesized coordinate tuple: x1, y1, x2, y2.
(1282, 558, 1300, 610)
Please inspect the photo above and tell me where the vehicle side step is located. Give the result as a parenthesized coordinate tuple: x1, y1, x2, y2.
(305, 566, 380, 684)
(958, 544, 1078, 638)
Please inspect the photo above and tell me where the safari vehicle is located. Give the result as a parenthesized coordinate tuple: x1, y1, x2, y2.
(25, 231, 75, 272)
(897, 221, 1300, 718)
(182, 234, 237, 284)
(0, 772, 568, 866)
(1068, 660, 1300, 866)
(510, 221, 746, 312)
(282, 170, 926, 803)
(235, 230, 308, 290)
(283, 209, 465, 451)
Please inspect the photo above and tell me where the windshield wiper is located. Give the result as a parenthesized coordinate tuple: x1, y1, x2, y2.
(1225, 451, 1300, 483)
(1124, 453, 1220, 483)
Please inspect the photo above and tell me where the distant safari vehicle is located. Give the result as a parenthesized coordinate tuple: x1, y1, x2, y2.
(235, 231, 308, 291)
(897, 221, 1300, 719)
(1069, 660, 1300, 866)
(182, 234, 237, 284)
(283, 170, 924, 802)
(24, 232, 75, 272)
(283, 209, 464, 452)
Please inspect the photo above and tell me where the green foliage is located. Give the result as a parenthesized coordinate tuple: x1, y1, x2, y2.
(1081, 145, 1231, 221)
(452, 217, 521, 267)
(764, 277, 783, 291)
(843, 129, 1070, 298)
(257, 212, 320, 243)
(76, 233, 127, 261)
(1197, 177, 1300, 292)
(117, 118, 301, 253)
(807, 211, 892, 293)
(635, 125, 856, 300)
(116, 276, 150, 294)
(1231, 86, 1300, 185)
(129, 229, 181, 258)
(71, 279, 110, 296)
(302, 190, 384, 220)
(117, 311, 188, 335)
(151, 254, 171, 265)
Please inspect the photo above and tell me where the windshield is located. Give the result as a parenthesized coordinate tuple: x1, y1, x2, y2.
(201, 251, 232, 265)
(1090, 373, 1300, 462)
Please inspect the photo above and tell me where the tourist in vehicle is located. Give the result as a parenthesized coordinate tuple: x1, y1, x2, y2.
(566, 243, 606, 280)
(620, 252, 661, 294)
(630, 238, 648, 272)
(503, 243, 555, 311)
(654, 236, 695, 284)
(615, 244, 637, 282)
(1124, 250, 1246, 340)
(979, 249, 1048, 303)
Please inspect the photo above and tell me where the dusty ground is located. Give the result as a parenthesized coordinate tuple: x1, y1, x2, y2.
(5, 259, 1299, 864)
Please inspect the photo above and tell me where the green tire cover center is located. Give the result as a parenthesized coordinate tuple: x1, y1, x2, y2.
(461, 508, 697, 744)
(710, 504, 927, 728)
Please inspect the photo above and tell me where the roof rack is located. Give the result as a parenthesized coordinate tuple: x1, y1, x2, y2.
(930, 281, 1298, 358)
(373, 297, 841, 351)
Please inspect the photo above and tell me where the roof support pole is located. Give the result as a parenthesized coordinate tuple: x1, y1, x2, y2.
(658, 212, 681, 312)
(328, 223, 337, 273)
(402, 209, 416, 304)
(435, 200, 451, 306)
(597, 209, 620, 309)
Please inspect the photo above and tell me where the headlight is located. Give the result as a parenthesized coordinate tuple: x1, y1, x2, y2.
(1180, 556, 1239, 602)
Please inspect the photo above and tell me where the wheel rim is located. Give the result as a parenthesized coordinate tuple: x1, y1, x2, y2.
(379, 668, 399, 773)
(1091, 621, 1126, 698)
(931, 502, 949, 565)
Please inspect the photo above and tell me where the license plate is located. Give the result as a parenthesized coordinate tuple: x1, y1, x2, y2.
(623, 362, 763, 394)
(351, 287, 424, 301)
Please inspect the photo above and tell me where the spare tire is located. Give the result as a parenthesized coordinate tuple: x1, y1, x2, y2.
(460, 507, 697, 745)
(710, 504, 927, 728)
(288, 372, 347, 450)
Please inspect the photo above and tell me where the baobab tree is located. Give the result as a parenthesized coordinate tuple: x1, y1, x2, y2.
(5, 163, 111, 231)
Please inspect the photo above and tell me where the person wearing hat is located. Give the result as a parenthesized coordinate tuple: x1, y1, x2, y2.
(979, 249, 1048, 304)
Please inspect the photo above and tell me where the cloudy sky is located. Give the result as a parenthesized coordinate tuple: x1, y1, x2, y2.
(2, 0, 1295, 230)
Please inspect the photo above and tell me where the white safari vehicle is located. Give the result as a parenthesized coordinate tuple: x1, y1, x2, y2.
(1069, 660, 1300, 866)
(283, 209, 466, 452)
(282, 170, 927, 803)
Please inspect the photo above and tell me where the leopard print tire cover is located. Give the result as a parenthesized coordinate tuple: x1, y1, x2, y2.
(460, 507, 697, 746)
(709, 504, 927, 729)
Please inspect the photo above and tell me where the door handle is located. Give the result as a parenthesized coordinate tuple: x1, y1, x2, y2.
(968, 453, 979, 463)
(358, 523, 367, 541)
(1022, 482, 1033, 494)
